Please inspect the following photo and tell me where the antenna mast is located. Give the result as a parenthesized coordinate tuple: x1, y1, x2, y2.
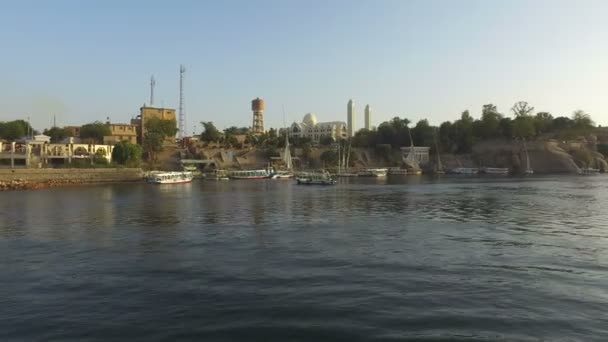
(178, 64, 186, 139)
(150, 75, 156, 106)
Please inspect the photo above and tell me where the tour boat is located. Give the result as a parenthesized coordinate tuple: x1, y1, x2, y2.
(336, 172, 358, 177)
(448, 167, 479, 175)
(580, 168, 600, 175)
(388, 168, 408, 175)
(228, 169, 272, 179)
(480, 167, 509, 175)
(358, 168, 388, 177)
(147, 171, 193, 184)
(204, 169, 229, 180)
(296, 171, 336, 185)
(272, 170, 294, 179)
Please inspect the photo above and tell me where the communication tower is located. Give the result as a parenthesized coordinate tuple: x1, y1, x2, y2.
(150, 75, 155, 105)
(178, 65, 186, 139)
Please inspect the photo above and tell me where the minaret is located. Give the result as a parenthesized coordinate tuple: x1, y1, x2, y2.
(347, 99, 355, 137)
(364, 104, 371, 130)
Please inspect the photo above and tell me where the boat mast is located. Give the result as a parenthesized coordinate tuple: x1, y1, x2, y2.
(434, 132, 442, 172)
(345, 138, 351, 171)
(523, 138, 530, 171)
(337, 141, 341, 173)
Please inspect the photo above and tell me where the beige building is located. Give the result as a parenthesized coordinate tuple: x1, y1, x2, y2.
(288, 113, 348, 143)
(103, 123, 138, 145)
(132, 105, 177, 145)
(64, 126, 81, 138)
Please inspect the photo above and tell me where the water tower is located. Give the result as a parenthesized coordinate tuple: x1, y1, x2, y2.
(251, 97, 265, 134)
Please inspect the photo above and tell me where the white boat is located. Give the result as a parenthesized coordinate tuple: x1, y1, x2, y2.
(580, 168, 600, 175)
(296, 171, 336, 185)
(402, 128, 422, 175)
(147, 171, 193, 184)
(336, 172, 358, 177)
(448, 167, 479, 175)
(272, 133, 294, 179)
(272, 170, 294, 179)
(523, 138, 534, 175)
(388, 168, 408, 175)
(358, 168, 388, 177)
(480, 167, 509, 175)
(228, 169, 271, 179)
(434, 133, 445, 174)
(204, 169, 229, 180)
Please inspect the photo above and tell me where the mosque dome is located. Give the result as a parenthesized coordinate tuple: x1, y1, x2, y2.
(303, 113, 318, 126)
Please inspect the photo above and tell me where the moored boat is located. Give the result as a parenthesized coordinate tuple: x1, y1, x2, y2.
(272, 133, 295, 179)
(147, 171, 193, 184)
(579, 167, 600, 175)
(272, 170, 294, 179)
(296, 171, 336, 185)
(358, 168, 388, 177)
(228, 169, 272, 179)
(480, 167, 509, 175)
(523, 138, 534, 175)
(204, 169, 229, 180)
(448, 167, 479, 175)
(388, 167, 408, 175)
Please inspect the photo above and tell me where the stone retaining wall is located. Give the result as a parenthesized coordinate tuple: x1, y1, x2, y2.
(0, 168, 144, 182)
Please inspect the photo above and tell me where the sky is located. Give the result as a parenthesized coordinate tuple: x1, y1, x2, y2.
(1, 0, 608, 133)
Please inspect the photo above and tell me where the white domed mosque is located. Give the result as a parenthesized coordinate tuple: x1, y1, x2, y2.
(288, 113, 348, 143)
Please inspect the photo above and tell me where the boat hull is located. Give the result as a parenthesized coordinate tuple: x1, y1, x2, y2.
(296, 178, 336, 185)
(358, 168, 388, 177)
(147, 171, 194, 184)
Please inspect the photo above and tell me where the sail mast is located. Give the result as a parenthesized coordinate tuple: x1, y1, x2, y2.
(523, 138, 530, 171)
(434, 132, 442, 172)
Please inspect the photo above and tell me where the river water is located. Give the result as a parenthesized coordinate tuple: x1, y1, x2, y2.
(1, 176, 607, 341)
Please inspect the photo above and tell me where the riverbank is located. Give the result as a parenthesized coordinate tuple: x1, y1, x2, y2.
(0, 168, 144, 191)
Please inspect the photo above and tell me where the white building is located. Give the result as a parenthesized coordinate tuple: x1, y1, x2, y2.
(288, 113, 348, 143)
(347, 99, 355, 137)
(364, 104, 372, 130)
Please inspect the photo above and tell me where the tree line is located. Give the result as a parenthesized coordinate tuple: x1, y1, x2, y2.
(352, 101, 597, 153)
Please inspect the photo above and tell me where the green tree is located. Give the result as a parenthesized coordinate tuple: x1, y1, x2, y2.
(141, 117, 177, 160)
(552, 116, 574, 130)
(320, 150, 339, 166)
(80, 121, 111, 144)
(453, 110, 474, 153)
(0, 119, 35, 141)
(512, 116, 536, 138)
(352, 128, 377, 148)
(93, 149, 109, 165)
(112, 141, 143, 166)
(572, 110, 594, 129)
(498, 117, 514, 139)
(534, 112, 554, 135)
(478, 104, 503, 139)
(511, 101, 535, 117)
(43, 127, 69, 143)
(411, 119, 435, 147)
(146, 117, 178, 137)
(319, 135, 335, 146)
(438, 121, 454, 152)
(143, 131, 165, 161)
(200, 121, 222, 143)
(377, 117, 411, 148)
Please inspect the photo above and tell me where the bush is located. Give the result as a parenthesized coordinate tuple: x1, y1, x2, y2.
(112, 141, 143, 166)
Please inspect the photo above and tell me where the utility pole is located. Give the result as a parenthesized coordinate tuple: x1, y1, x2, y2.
(150, 75, 156, 106)
(178, 64, 186, 139)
